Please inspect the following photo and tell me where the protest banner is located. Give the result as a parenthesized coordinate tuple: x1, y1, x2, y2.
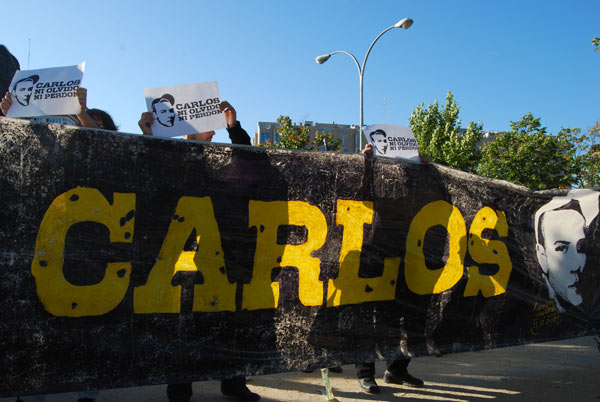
(6, 63, 85, 118)
(0, 118, 598, 397)
(364, 124, 420, 161)
(144, 81, 226, 138)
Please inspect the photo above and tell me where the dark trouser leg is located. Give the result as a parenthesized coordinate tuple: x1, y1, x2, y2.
(221, 375, 246, 390)
(387, 358, 410, 375)
(167, 382, 193, 402)
(355, 362, 376, 379)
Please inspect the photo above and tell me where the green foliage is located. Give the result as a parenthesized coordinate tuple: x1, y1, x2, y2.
(409, 91, 483, 172)
(262, 115, 311, 150)
(570, 121, 600, 187)
(314, 131, 342, 152)
(593, 36, 600, 52)
(260, 115, 342, 152)
(476, 113, 578, 190)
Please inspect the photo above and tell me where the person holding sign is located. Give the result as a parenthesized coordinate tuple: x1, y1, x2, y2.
(3, 62, 85, 119)
(143, 81, 227, 138)
(353, 143, 427, 394)
(2, 87, 117, 133)
(138, 101, 260, 402)
(364, 124, 421, 161)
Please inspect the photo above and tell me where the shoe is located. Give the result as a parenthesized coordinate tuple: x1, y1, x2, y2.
(221, 384, 260, 401)
(328, 366, 343, 373)
(383, 370, 424, 388)
(358, 377, 380, 394)
(301, 368, 314, 373)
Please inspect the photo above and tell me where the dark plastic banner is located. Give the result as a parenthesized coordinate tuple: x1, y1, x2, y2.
(0, 118, 598, 396)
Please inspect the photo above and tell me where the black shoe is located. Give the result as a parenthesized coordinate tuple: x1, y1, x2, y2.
(358, 377, 380, 394)
(383, 370, 424, 388)
(221, 384, 260, 401)
(328, 366, 343, 373)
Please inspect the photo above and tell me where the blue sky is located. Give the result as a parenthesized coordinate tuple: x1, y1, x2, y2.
(3, 0, 599, 144)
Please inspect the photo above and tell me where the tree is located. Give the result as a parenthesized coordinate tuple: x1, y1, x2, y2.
(593, 36, 599, 52)
(409, 91, 483, 173)
(476, 113, 578, 190)
(261, 115, 342, 152)
(313, 131, 342, 152)
(570, 121, 600, 187)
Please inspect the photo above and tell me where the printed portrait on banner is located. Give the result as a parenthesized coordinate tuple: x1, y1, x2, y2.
(6, 63, 85, 118)
(12, 75, 39, 106)
(364, 124, 420, 161)
(144, 81, 227, 138)
(534, 189, 600, 318)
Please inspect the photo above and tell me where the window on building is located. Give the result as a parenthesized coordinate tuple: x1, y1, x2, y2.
(260, 133, 271, 143)
(273, 133, 280, 143)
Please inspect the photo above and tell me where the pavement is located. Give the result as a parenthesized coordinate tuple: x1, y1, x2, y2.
(3, 336, 599, 402)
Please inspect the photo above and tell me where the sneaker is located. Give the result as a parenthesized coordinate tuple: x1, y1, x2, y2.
(221, 383, 260, 401)
(383, 370, 424, 388)
(358, 377, 380, 394)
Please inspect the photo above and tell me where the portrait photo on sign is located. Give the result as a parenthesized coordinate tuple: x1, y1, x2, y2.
(364, 124, 420, 161)
(144, 81, 227, 138)
(6, 62, 85, 118)
(534, 189, 600, 314)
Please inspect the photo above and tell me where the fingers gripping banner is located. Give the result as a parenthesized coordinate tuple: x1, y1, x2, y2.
(0, 118, 598, 396)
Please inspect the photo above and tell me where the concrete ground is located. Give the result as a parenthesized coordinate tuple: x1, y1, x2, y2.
(3, 336, 599, 402)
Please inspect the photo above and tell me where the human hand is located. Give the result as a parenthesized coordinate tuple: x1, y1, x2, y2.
(1, 92, 13, 116)
(220, 100, 237, 127)
(76, 87, 87, 114)
(138, 112, 154, 136)
(361, 143, 374, 158)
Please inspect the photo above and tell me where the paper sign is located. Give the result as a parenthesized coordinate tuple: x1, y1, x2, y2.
(364, 124, 420, 161)
(144, 81, 226, 138)
(7, 63, 85, 118)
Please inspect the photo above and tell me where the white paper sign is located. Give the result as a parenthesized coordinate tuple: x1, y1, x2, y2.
(6, 63, 85, 118)
(364, 124, 420, 161)
(144, 81, 226, 138)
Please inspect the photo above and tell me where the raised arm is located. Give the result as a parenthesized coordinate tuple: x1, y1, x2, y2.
(75, 87, 100, 128)
(220, 101, 250, 145)
(138, 112, 154, 136)
(1, 92, 12, 116)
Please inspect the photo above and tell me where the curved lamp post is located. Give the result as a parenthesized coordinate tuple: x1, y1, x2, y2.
(315, 18, 414, 150)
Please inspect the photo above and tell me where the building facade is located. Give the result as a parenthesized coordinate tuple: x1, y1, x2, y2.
(254, 120, 361, 153)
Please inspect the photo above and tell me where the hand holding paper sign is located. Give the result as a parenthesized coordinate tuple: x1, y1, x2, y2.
(220, 100, 237, 128)
(364, 124, 420, 162)
(6, 62, 85, 118)
(143, 81, 226, 138)
(138, 112, 154, 136)
(361, 143, 374, 158)
(1, 92, 12, 116)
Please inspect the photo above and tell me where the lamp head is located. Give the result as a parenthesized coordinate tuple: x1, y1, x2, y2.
(315, 54, 331, 64)
(394, 18, 414, 29)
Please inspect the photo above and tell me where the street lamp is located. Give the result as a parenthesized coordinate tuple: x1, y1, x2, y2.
(315, 18, 414, 150)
